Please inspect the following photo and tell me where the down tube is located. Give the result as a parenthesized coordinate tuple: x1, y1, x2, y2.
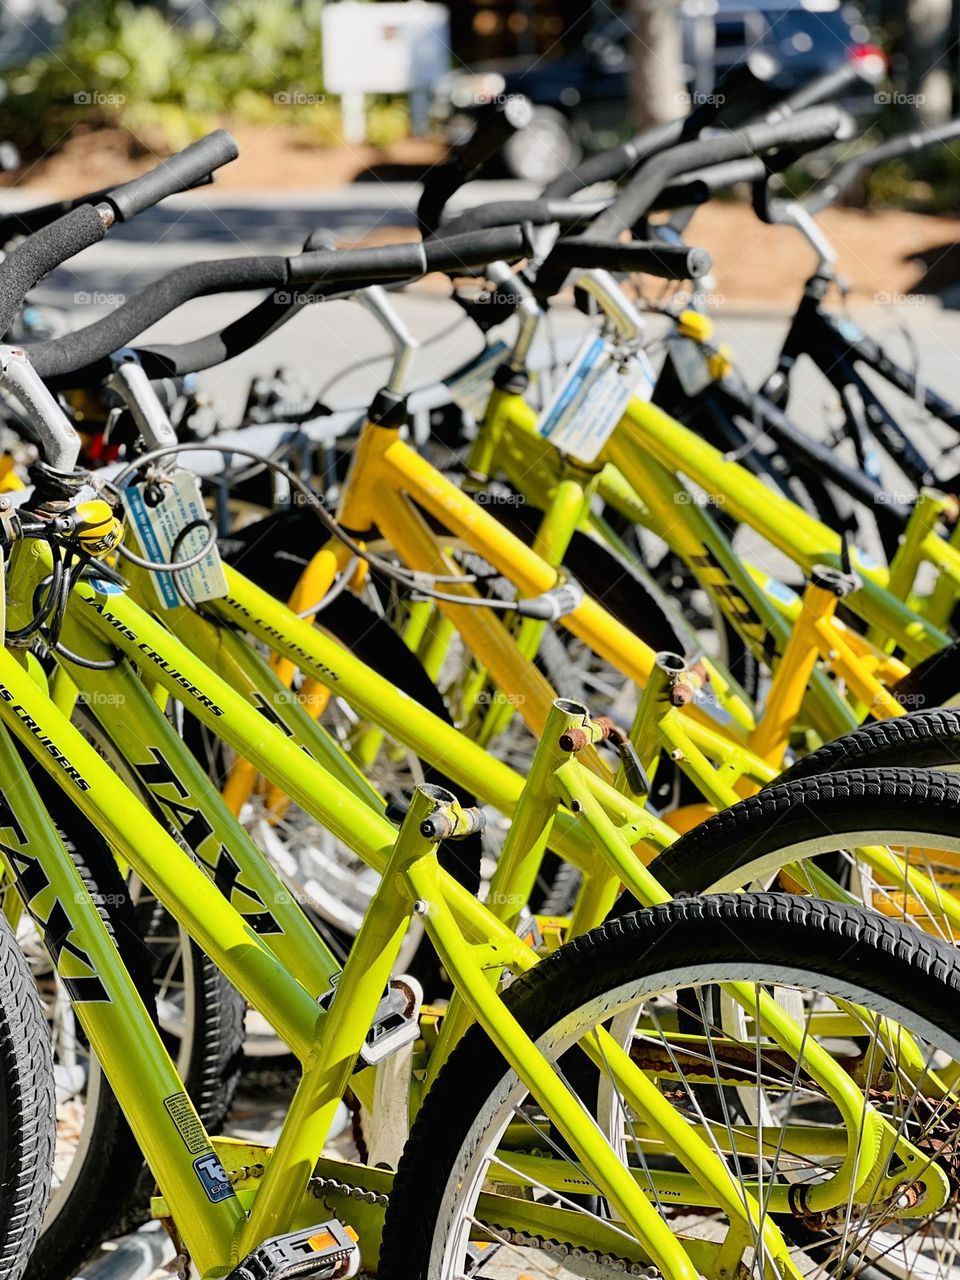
(0, 652, 246, 1274)
(211, 568, 611, 873)
(616, 398, 948, 659)
(57, 649, 342, 998)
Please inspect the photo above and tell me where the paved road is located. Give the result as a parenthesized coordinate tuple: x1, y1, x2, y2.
(12, 180, 960, 426)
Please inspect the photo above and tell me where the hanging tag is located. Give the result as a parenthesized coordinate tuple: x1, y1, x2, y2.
(445, 340, 510, 421)
(537, 334, 653, 463)
(122, 470, 226, 609)
(667, 334, 714, 397)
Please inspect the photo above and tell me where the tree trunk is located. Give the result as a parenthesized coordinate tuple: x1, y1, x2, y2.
(630, 0, 686, 132)
(904, 0, 954, 122)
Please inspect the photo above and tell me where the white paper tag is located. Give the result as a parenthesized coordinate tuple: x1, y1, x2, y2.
(122, 470, 226, 609)
(445, 340, 510, 421)
(537, 335, 654, 463)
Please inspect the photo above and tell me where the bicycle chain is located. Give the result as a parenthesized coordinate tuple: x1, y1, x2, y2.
(308, 1173, 389, 1208)
(485, 1225, 656, 1275)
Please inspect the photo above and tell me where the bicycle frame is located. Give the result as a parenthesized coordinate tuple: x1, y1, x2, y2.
(4, 543, 899, 1280)
(771, 276, 960, 488)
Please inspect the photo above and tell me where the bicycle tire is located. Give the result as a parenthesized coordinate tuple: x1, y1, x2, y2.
(381, 892, 960, 1280)
(0, 909, 54, 1280)
(886, 638, 960, 714)
(19, 760, 157, 1280)
(775, 708, 960, 785)
(644, 766, 960, 898)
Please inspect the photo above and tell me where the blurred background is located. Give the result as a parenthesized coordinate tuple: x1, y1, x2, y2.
(1, 0, 957, 191)
(1, 0, 959, 312)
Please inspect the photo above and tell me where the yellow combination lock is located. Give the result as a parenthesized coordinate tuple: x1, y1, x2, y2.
(0, 456, 24, 493)
(74, 499, 125, 558)
(708, 343, 734, 380)
(676, 309, 713, 342)
(676, 310, 733, 379)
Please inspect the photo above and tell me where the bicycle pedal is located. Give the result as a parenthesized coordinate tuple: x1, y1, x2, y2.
(226, 1220, 359, 1280)
(320, 972, 423, 1068)
(360, 974, 423, 1067)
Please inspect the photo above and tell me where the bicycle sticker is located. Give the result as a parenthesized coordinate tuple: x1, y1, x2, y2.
(537, 334, 654, 463)
(193, 1152, 236, 1203)
(445, 340, 510, 420)
(122, 471, 227, 610)
(163, 1092, 208, 1156)
(87, 577, 123, 596)
(667, 334, 714, 397)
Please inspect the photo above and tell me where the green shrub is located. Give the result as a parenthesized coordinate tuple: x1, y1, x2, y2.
(0, 0, 409, 158)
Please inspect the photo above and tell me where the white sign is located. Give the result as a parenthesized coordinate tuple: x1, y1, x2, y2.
(322, 3, 450, 95)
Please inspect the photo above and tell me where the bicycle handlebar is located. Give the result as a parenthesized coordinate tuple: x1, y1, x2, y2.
(767, 47, 886, 119)
(27, 223, 536, 385)
(102, 130, 239, 222)
(805, 116, 960, 214)
(417, 98, 533, 236)
(542, 54, 781, 200)
(0, 131, 239, 336)
(0, 176, 216, 246)
(546, 238, 711, 280)
(586, 104, 851, 241)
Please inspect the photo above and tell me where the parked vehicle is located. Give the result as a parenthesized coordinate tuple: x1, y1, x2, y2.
(432, 0, 873, 181)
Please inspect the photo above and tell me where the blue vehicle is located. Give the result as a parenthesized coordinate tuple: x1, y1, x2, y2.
(433, 0, 873, 181)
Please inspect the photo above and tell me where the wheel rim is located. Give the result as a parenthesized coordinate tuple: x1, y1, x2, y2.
(429, 970, 960, 1280)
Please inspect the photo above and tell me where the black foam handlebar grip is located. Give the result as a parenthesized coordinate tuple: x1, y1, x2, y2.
(455, 98, 534, 180)
(588, 104, 848, 240)
(542, 122, 683, 200)
(30, 224, 535, 382)
(654, 157, 769, 209)
(439, 198, 609, 237)
(288, 223, 534, 284)
(29, 255, 289, 379)
(417, 98, 533, 234)
(805, 116, 960, 213)
(105, 129, 239, 222)
(542, 54, 782, 201)
(771, 54, 883, 119)
(0, 175, 216, 246)
(550, 238, 712, 280)
(0, 204, 107, 336)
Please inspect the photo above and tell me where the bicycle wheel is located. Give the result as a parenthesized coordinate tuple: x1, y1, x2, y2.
(776, 709, 960, 784)
(644, 769, 960, 935)
(381, 893, 960, 1280)
(0, 910, 54, 1280)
